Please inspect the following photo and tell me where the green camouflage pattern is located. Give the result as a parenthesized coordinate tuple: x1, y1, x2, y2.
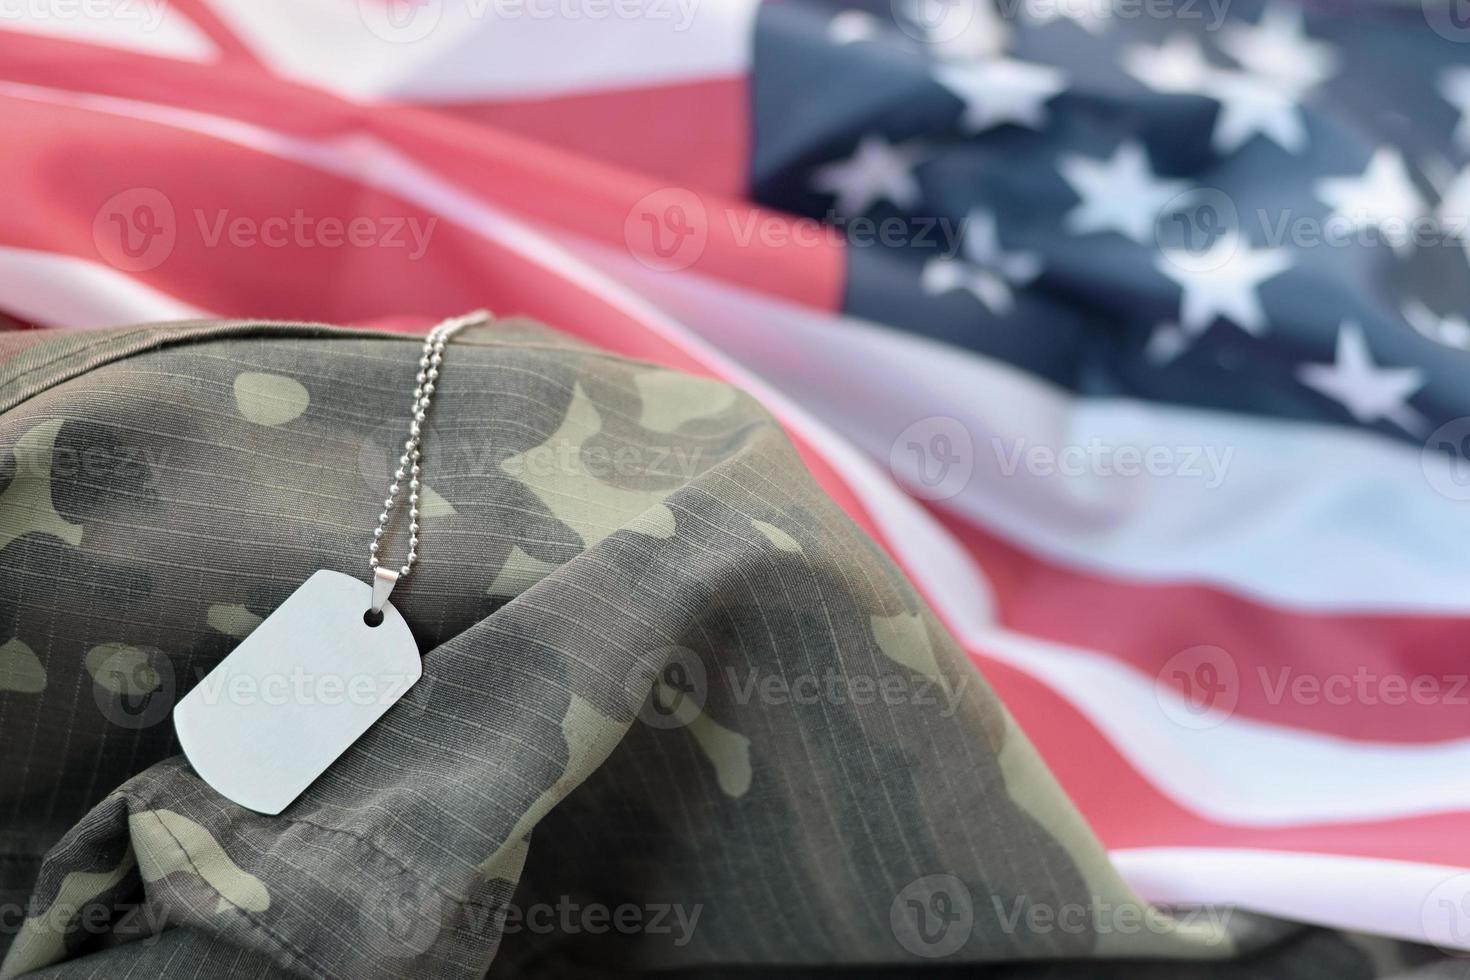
(0, 319, 1461, 978)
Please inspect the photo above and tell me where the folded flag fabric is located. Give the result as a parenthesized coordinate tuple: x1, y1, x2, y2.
(1, 0, 1469, 959)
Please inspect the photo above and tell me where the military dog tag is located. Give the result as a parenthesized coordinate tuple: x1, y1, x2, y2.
(174, 570, 421, 815)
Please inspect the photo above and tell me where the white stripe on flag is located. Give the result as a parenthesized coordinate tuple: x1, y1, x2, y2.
(981, 626, 1470, 826)
(1113, 848, 1470, 952)
(0, 246, 208, 328)
(585, 249, 1470, 614)
(0, 3, 217, 60)
(201, 0, 759, 99)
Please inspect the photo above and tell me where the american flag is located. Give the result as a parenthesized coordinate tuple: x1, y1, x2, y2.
(5, 0, 1470, 951)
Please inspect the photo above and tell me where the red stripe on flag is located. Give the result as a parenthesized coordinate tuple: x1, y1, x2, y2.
(1, 87, 837, 321)
(938, 510, 1470, 743)
(166, 0, 263, 64)
(427, 77, 750, 198)
(0, 85, 878, 543)
(0, 34, 841, 312)
(978, 655, 1470, 867)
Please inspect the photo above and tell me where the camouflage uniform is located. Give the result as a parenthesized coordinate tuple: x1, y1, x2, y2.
(0, 320, 1460, 978)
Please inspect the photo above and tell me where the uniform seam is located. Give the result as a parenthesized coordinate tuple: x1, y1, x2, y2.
(1, 321, 704, 417)
(122, 783, 500, 922)
(123, 798, 332, 980)
(0, 326, 157, 388)
(254, 811, 500, 913)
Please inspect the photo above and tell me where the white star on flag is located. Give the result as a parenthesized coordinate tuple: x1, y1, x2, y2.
(1206, 70, 1308, 155)
(1296, 321, 1427, 435)
(1441, 67, 1470, 152)
(1023, 0, 1112, 35)
(921, 259, 1015, 314)
(1439, 165, 1470, 270)
(964, 210, 1042, 278)
(1217, 4, 1337, 91)
(1437, 164, 1470, 233)
(1156, 231, 1292, 336)
(1404, 299, 1470, 351)
(935, 59, 1067, 133)
(921, 210, 1041, 315)
(810, 135, 924, 215)
(1315, 147, 1426, 256)
(1058, 140, 1189, 244)
(1122, 34, 1214, 95)
(827, 10, 881, 44)
(1144, 322, 1192, 365)
(1123, 35, 1309, 155)
(905, 0, 1010, 60)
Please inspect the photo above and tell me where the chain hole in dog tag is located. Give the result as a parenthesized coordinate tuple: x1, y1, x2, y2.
(174, 570, 421, 814)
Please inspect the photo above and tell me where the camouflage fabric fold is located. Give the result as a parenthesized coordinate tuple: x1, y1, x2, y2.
(0, 320, 1458, 978)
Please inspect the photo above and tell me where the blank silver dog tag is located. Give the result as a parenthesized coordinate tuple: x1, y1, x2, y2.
(174, 570, 421, 815)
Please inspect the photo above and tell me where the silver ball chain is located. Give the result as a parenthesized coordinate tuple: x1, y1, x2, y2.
(369, 310, 489, 580)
